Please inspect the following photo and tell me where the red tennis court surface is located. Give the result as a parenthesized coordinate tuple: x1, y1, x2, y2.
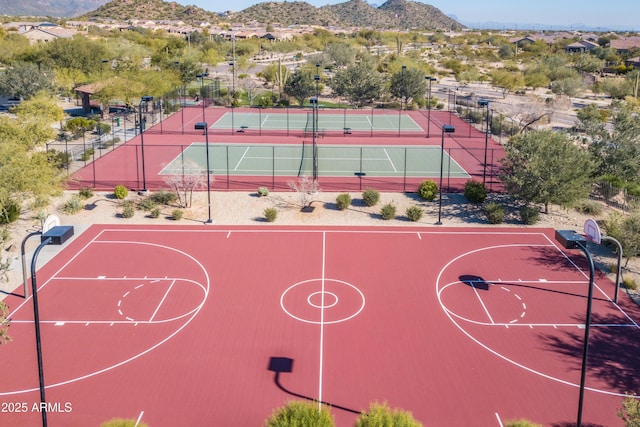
(1, 225, 639, 426)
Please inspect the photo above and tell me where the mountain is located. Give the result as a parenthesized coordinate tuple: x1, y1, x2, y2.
(81, 0, 219, 23)
(232, 1, 339, 27)
(0, 0, 109, 17)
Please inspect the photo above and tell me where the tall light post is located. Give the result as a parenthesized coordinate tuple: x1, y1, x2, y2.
(398, 65, 406, 136)
(425, 76, 437, 138)
(554, 229, 596, 427)
(436, 125, 455, 225)
(194, 122, 212, 224)
(139, 95, 153, 193)
(196, 72, 209, 122)
(313, 64, 320, 183)
(478, 99, 490, 186)
(31, 225, 75, 427)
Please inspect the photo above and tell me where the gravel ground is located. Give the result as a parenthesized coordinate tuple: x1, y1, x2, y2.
(2, 190, 637, 300)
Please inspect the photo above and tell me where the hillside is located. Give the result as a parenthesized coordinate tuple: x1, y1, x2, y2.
(0, 0, 108, 18)
(232, 1, 339, 27)
(80, 0, 219, 23)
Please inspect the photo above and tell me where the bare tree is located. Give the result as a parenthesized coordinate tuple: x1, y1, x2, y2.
(288, 174, 320, 208)
(0, 301, 11, 345)
(496, 94, 553, 133)
(163, 160, 208, 208)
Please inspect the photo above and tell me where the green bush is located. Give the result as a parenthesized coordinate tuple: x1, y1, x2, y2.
(100, 418, 149, 427)
(504, 419, 543, 427)
(464, 180, 487, 203)
(265, 400, 334, 427)
(78, 187, 93, 199)
(575, 199, 603, 215)
(150, 190, 178, 205)
(60, 196, 83, 215)
(362, 188, 380, 207)
(79, 147, 95, 161)
(485, 202, 505, 224)
(0, 200, 21, 224)
(336, 193, 351, 210)
(356, 402, 422, 427)
(264, 207, 277, 222)
(417, 180, 438, 201)
(171, 209, 184, 221)
(380, 203, 396, 220)
(406, 205, 423, 222)
(149, 208, 160, 219)
(623, 277, 638, 290)
(121, 204, 135, 219)
(257, 187, 269, 197)
(114, 185, 128, 200)
(520, 206, 540, 225)
(138, 197, 158, 211)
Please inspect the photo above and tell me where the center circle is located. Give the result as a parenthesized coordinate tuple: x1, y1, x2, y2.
(280, 278, 366, 324)
(307, 291, 338, 309)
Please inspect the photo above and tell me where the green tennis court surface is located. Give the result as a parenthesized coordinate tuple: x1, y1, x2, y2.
(159, 143, 469, 178)
(210, 112, 424, 132)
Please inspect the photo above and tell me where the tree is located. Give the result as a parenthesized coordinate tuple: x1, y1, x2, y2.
(500, 130, 594, 213)
(490, 69, 524, 98)
(0, 300, 10, 345)
(283, 67, 316, 106)
(325, 42, 356, 68)
(618, 393, 640, 427)
(331, 62, 385, 107)
(265, 400, 334, 427)
(0, 62, 55, 100)
(389, 67, 427, 106)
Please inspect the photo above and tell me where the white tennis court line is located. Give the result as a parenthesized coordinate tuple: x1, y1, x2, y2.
(261, 114, 270, 127)
(233, 146, 250, 170)
(382, 148, 398, 172)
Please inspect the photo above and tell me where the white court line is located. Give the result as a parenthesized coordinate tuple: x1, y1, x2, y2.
(495, 412, 503, 427)
(149, 279, 177, 322)
(318, 231, 327, 411)
(134, 411, 144, 427)
(234, 147, 251, 170)
(471, 282, 495, 325)
(261, 114, 270, 127)
(383, 148, 398, 172)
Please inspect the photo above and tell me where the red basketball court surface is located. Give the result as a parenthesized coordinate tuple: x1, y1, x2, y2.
(1, 225, 639, 426)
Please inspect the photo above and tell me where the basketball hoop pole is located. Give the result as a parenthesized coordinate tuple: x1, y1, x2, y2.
(20, 231, 42, 298)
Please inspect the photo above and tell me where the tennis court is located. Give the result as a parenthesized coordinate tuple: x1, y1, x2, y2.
(210, 111, 424, 133)
(158, 143, 469, 179)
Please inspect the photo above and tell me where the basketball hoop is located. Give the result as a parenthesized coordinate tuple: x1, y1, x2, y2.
(583, 218, 602, 244)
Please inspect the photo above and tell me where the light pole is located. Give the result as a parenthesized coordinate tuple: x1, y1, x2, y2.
(425, 76, 437, 138)
(478, 99, 490, 186)
(313, 64, 320, 183)
(31, 225, 75, 427)
(436, 125, 455, 225)
(194, 122, 212, 224)
(554, 229, 595, 427)
(139, 95, 153, 193)
(196, 72, 209, 122)
(398, 65, 406, 136)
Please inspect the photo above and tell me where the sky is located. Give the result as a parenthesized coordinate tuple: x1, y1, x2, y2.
(188, 0, 640, 30)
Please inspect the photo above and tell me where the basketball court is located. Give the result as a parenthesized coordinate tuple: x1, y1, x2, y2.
(1, 225, 638, 426)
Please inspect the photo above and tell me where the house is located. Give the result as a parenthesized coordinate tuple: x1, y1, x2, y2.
(565, 39, 599, 54)
(21, 26, 76, 44)
(610, 37, 640, 54)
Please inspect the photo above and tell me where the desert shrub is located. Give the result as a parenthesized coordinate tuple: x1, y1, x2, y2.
(406, 205, 423, 222)
(520, 206, 540, 225)
(121, 204, 135, 219)
(265, 400, 334, 427)
(356, 402, 422, 427)
(264, 207, 277, 222)
(257, 187, 269, 197)
(336, 193, 351, 210)
(60, 196, 83, 215)
(464, 180, 487, 203)
(380, 203, 396, 220)
(504, 419, 543, 427)
(78, 187, 93, 199)
(485, 202, 505, 224)
(100, 418, 149, 427)
(79, 147, 95, 161)
(0, 200, 21, 224)
(417, 180, 438, 201)
(114, 185, 128, 200)
(362, 188, 380, 207)
(623, 277, 638, 290)
(575, 199, 603, 216)
(150, 190, 178, 205)
(138, 197, 158, 211)
(149, 208, 160, 219)
(170, 209, 184, 220)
